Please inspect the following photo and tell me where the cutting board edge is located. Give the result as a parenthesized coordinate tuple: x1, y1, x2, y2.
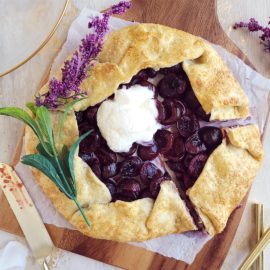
(0, 1, 255, 269)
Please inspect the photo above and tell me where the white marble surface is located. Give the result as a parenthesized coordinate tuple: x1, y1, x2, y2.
(0, 0, 270, 269)
(217, 0, 270, 79)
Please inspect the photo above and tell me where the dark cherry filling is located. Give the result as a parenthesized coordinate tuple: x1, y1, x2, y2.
(177, 187, 204, 230)
(154, 129, 174, 154)
(91, 159, 102, 179)
(195, 106, 210, 121)
(198, 126, 223, 150)
(85, 106, 99, 125)
(161, 99, 186, 125)
(140, 162, 163, 183)
(145, 67, 157, 78)
(183, 88, 201, 110)
(104, 181, 116, 197)
(137, 143, 159, 161)
(149, 176, 169, 198)
(185, 132, 207, 154)
(164, 135, 186, 161)
(166, 160, 185, 173)
(76, 63, 223, 230)
(80, 130, 101, 153)
(156, 100, 166, 122)
(157, 73, 187, 98)
(120, 157, 143, 178)
(188, 154, 208, 179)
(117, 179, 141, 200)
(95, 145, 117, 165)
(102, 162, 118, 179)
(159, 63, 184, 76)
(177, 114, 199, 138)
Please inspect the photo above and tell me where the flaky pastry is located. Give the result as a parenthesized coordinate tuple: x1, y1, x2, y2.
(25, 24, 262, 242)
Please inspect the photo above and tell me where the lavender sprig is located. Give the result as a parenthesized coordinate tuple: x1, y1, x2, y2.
(234, 17, 270, 52)
(36, 1, 131, 109)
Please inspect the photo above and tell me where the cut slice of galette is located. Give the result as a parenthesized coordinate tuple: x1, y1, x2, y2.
(25, 24, 263, 242)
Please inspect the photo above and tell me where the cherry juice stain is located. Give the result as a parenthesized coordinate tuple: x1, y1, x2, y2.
(0, 164, 32, 209)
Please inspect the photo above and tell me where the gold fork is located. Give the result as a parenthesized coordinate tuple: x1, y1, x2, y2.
(238, 227, 270, 270)
(255, 203, 264, 270)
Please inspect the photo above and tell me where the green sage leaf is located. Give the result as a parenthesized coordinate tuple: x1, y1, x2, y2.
(0, 107, 40, 136)
(0, 107, 51, 156)
(74, 197, 91, 227)
(21, 154, 73, 198)
(26, 102, 37, 116)
(36, 143, 51, 158)
(36, 106, 55, 148)
(36, 142, 58, 168)
(60, 145, 76, 195)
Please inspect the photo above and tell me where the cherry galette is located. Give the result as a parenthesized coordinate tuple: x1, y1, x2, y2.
(25, 24, 263, 242)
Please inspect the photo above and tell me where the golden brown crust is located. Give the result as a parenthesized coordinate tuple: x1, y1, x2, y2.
(182, 42, 249, 120)
(70, 181, 195, 242)
(226, 125, 263, 160)
(146, 181, 196, 235)
(26, 24, 262, 241)
(187, 125, 263, 235)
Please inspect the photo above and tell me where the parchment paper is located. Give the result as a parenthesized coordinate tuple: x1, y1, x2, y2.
(15, 8, 270, 264)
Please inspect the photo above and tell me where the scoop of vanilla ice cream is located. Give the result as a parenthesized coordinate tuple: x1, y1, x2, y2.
(97, 85, 161, 152)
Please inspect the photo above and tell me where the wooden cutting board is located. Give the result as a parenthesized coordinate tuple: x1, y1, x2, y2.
(0, 0, 253, 269)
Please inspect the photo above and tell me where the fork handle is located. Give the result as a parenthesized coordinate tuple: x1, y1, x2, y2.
(239, 227, 270, 270)
(43, 260, 50, 270)
(38, 259, 50, 270)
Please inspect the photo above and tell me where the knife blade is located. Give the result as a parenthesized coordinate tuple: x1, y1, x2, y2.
(0, 162, 54, 269)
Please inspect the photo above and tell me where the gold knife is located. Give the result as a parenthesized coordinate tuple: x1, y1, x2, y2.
(0, 162, 54, 270)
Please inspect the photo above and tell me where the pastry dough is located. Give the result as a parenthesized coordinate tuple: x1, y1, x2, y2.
(187, 125, 263, 235)
(182, 42, 249, 120)
(25, 24, 263, 242)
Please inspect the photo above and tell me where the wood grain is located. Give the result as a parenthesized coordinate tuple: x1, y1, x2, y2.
(0, 1, 252, 269)
(121, 0, 253, 66)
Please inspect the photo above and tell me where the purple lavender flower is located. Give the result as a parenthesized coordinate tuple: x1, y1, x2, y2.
(234, 18, 262, 32)
(234, 17, 270, 52)
(111, 1, 131, 14)
(36, 1, 131, 108)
